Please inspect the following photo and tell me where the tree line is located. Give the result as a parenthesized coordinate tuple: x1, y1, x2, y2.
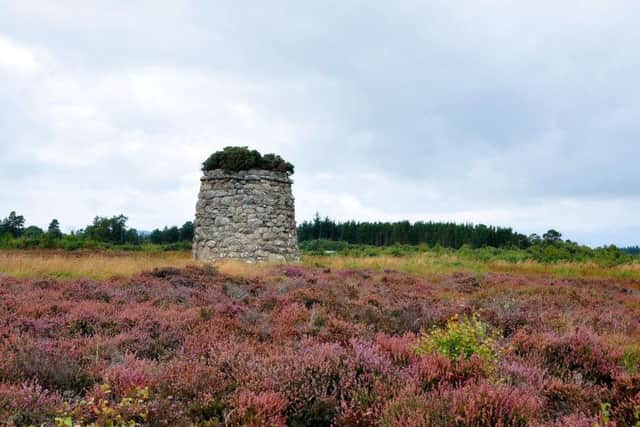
(0, 211, 193, 250)
(3, 209, 638, 255)
(297, 213, 533, 249)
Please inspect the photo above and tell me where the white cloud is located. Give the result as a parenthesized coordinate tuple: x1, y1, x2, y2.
(1, 1, 639, 246)
(0, 35, 39, 72)
(2, 50, 317, 230)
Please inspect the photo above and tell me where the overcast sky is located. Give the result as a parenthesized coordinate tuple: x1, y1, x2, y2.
(1, 1, 639, 246)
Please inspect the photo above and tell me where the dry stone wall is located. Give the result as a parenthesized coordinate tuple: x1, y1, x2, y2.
(193, 169, 299, 261)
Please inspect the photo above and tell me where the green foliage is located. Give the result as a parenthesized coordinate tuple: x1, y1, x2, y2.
(0, 211, 194, 251)
(84, 215, 130, 244)
(149, 222, 193, 244)
(300, 238, 638, 266)
(596, 402, 612, 427)
(298, 213, 530, 249)
(415, 314, 498, 369)
(542, 229, 562, 243)
(55, 384, 150, 427)
(593, 401, 640, 427)
(48, 219, 63, 239)
(202, 146, 294, 174)
(297, 216, 640, 266)
(621, 346, 640, 374)
(625, 246, 640, 255)
(180, 221, 194, 241)
(0, 211, 25, 237)
(23, 225, 44, 238)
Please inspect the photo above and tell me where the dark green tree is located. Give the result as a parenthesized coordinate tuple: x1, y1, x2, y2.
(180, 221, 194, 241)
(543, 229, 563, 243)
(47, 219, 62, 239)
(23, 225, 44, 238)
(125, 228, 140, 244)
(84, 215, 128, 244)
(165, 226, 180, 243)
(528, 233, 542, 245)
(149, 229, 163, 244)
(297, 215, 531, 249)
(0, 211, 26, 237)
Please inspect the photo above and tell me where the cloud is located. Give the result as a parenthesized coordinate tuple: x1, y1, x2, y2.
(1, 49, 317, 230)
(0, 1, 639, 246)
(0, 35, 39, 72)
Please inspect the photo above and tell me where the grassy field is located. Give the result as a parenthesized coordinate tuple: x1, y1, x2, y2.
(2, 249, 640, 282)
(304, 253, 640, 281)
(0, 250, 196, 280)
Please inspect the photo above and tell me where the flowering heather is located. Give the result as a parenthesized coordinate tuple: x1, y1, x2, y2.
(1, 265, 640, 425)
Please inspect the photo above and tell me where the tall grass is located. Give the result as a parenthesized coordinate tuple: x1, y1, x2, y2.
(302, 253, 640, 281)
(0, 251, 196, 280)
(0, 250, 282, 280)
(1, 250, 639, 281)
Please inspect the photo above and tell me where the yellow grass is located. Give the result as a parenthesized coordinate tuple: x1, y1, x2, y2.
(302, 253, 640, 281)
(0, 250, 285, 280)
(1, 250, 639, 281)
(0, 251, 196, 280)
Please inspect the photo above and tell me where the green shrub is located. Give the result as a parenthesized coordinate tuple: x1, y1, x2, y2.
(202, 146, 294, 174)
(56, 384, 149, 426)
(621, 346, 640, 374)
(61, 239, 81, 251)
(415, 314, 498, 370)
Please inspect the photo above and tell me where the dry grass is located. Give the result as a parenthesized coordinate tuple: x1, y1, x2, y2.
(0, 250, 197, 280)
(0, 250, 286, 280)
(1, 250, 639, 281)
(302, 253, 640, 281)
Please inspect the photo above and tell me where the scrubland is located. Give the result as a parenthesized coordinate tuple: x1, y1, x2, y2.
(1, 251, 640, 425)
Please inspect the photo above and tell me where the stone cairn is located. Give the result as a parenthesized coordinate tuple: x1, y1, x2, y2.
(193, 169, 300, 261)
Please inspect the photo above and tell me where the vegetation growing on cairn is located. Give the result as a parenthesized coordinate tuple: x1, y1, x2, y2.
(202, 146, 294, 174)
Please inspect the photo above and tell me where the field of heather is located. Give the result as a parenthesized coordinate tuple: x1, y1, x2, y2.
(2, 258, 640, 426)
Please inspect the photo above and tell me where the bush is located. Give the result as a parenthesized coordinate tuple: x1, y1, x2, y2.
(202, 146, 294, 174)
(511, 329, 620, 385)
(60, 384, 150, 426)
(415, 314, 498, 372)
(3, 340, 95, 394)
(0, 382, 61, 426)
(381, 381, 542, 427)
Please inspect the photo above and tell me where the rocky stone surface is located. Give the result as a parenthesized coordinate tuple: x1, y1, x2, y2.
(193, 169, 299, 261)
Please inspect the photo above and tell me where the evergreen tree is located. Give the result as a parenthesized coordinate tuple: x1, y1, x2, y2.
(543, 229, 563, 243)
(297, 215, 531, 249)
(180, 221, 194, 241)
(149, 229, 163, 244)
(0, 211, 26, 237)
(23, 225, 44, 238)
(47, 219, 62, 239)
(165, 226, 180, 243)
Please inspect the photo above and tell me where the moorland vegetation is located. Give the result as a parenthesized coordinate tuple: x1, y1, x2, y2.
(2, 264, 640, 425)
